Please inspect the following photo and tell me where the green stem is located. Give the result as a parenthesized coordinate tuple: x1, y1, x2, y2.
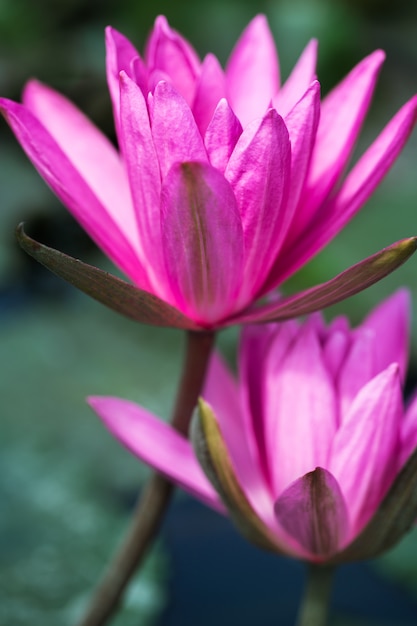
(75, 330, 215, 626)
(295, 563, 335, 626)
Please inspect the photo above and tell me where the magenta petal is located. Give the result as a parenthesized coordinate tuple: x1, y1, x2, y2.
(204, 99, 243, 173)
(202, 352, 241, 425)
(150, 81, 208, 180)
(89, 396, 223, 511)
(226, 15, 279, 127)
(119, 73, 172, 300)
(225, 109, 291, 300)
(274, 468, 349, 558)
(361, 289, 410, 382)
(161, 162, 244, 324)
(192, 53, 227, 136)
(337, 329, 376, 421)
(265, 321, 337, 497)
(304, 50, 385, 214)
(105, 26, 143, 137)
(329, 364, 402, 537)
(145, 15, 200, 107)
(0, 96, 151, 290)
(274, 39, 318, 118)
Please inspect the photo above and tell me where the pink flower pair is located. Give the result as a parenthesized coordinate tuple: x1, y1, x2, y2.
(2, 16, 417, 329)
(91, 291, 417, 563)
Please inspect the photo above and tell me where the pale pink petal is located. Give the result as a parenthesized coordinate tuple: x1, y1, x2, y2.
(150, 81, 208, 180)
(225, 109, 291, 301)
(160, 162, 244, 324)
(274, 468, 349, 557)
(329, 364, 402, 537)
(226, 15, 279, 127)
(21, 81, 141, 255)
(0, 97, 151, 290)
(105, 26, 144, 137)
(89, 396, 223, 511)
(361, 289, 410, 381)
(302, 50, 385, 217)
(204, 99, 242, 173)
(265, 321, 337, 497)
(263, 94, 417, 288)
(274, 39, 318, 118)
(337, 329, 376, 422)
(192, 54, 227, 136)
(241, 322, 298, 485)
(145, 15, 200, 107)
(202, 352, 240, 424)
(119, 73, 172, 300)
(322, 330, 350, 385)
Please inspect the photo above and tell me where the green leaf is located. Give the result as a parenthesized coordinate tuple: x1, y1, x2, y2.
(16, 223, 200, 330)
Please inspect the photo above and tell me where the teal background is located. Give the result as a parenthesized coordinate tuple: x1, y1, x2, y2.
(1, 1, 417, 624)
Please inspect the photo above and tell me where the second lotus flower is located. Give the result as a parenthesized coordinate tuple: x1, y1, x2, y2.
(2, 16, 417, 327)
(90, 291, 417, 562)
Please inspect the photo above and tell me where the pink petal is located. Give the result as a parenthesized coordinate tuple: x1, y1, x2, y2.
(264, 320, 337, 497)
(240, 321, 299, 486)
(337, 328, 376, 422)
(302, 50, 385, 217)
(160, 161, 244, 325)
(192, 54, 227, 136)
(202, 352, 240, 425)
(89, 396, 223, 511)
(277, 93, 417, 287)
(204, 98, 243, 173)
(119, 73, 172, 300)
(274, 39, 318, 118)
(226, 15, 280, 127)
(329, 364, 403, 537)
(322, 329, 350, 385)
(105, 26, 144, 137)
(150, 81, 208, 180)
(145, 15, 200, 107)
(361, 289, 410, 382)
(0, 96, 151, 291)
(225, 109, 291, 301)
(274, 468, 349, 558)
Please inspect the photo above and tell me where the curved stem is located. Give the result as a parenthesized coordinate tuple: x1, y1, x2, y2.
(295, 563, 335, 626)
(75, 330, 215, 626)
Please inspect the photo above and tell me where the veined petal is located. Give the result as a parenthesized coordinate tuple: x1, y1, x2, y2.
(161, 162, 244, 325)
(21, 81, 140, 251)
(204, 98, 242, 173)
(361, 289, 410, 382)
(265, 322, 337, 497)
(89, 396, 222, 511)
(226, 15, 280, 127)
(105, 26, 144, 136)
(225, 109, 291, 301)
(302, 50, 385, 216)
(263, 80, 320, 265)
(150, 81, 208, 180)
(274, 39, 318, 118)
(145, 15, 200, 107)
(274, 468, 349, 558)
(0, 97, 151, 290)
(329, 364, 402, 537)
(192, 53, 227, 136)
(119, 73, 170, 300)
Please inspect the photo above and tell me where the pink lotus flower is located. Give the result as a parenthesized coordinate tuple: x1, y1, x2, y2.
(90, 290, 417, 562)
(2, 16, 417, 328)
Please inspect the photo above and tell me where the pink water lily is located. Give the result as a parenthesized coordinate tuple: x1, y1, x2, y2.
(90, 291, 417, 562)
(2, 16, 417, 327)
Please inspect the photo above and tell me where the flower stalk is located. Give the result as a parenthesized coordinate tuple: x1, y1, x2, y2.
(75, 330, 215, 626)
(296, 564, 335, 626)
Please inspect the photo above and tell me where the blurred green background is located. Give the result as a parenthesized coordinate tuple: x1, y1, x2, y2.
(1, 1, 417, 625)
